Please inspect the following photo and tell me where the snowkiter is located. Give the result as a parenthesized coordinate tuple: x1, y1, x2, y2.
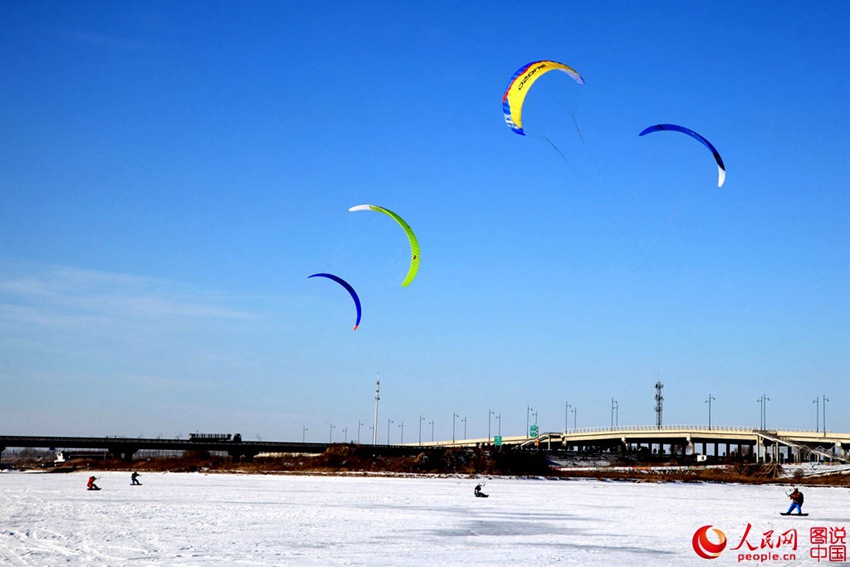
(474, 483, 488, 498)
(87, 476, 100, 491)
(131, 472, 141, 485)
(786, 488, 804, 515)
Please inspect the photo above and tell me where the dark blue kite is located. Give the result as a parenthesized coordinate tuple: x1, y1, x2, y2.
(309, 273, 362, 330)
(639, 124, 726, 187)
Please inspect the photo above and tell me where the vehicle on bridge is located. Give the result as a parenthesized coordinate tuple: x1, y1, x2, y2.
(188, 433, 242, 443)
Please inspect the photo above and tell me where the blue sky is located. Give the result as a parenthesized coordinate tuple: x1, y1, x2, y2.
(1, 1, 848, 442)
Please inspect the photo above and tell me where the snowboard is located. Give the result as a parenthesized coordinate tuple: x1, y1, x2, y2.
(780, 513, 808, 516)
(87, 487, 101, 491)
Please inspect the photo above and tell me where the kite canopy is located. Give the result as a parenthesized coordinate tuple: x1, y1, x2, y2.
(348, 204, 420, 287)
(502, 60, 584, 136)
(308, 273, 362, 330)
(639, 124, 726, 187)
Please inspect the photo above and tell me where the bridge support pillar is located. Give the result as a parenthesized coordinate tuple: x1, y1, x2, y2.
(110, 446, 138, 461)
(228, 450, 257, 462)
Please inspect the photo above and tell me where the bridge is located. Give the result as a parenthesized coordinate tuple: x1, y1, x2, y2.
(2, 426, 848, 465)
(0, 435, 434, 462)
(418, 425, 850, 464)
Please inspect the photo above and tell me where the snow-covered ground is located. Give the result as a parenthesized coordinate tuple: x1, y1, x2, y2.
(1, 471, 848, 565)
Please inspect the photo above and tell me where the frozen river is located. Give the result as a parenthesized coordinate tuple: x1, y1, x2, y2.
(1, 471, 848, 565)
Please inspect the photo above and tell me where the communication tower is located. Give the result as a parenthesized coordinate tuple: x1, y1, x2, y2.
(655, 381, 664, 429)
(373, 373, 380, 445)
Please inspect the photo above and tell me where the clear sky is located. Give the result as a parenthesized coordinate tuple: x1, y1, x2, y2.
(1, 1, 848, 442)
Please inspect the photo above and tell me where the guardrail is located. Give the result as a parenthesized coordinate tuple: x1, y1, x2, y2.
(556, 425, 837, 435)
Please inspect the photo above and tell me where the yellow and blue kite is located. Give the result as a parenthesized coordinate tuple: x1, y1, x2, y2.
(502, 60, 584, 136)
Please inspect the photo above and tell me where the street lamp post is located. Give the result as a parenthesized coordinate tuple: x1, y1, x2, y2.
(387, 418, 393, 444)
(461, 416, 467, 441)
(565, 401, 571, 434)
(489, 409, 495, 442)
(398, 421, 404, 444)
(757, 395, 770, 429)
(357, 421, 363, 443)
(329, 424, 335, 443)
(813, 398, 819, 433)
(452, 412, 458, 444)
(610, 398, 618, 429)
(302, 426, 308, 443)
(526, 406, 533, 439)
(342, 426, 348, 443)
(706, 394, 715, 430)
(823, 395, 830, 434)
(429, 420, 434, 442)
(764, 395, 769, 429)
(571, 407, 577, 431)
(419, 415, 425, 446)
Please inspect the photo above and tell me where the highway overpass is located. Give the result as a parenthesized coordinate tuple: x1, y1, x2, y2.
(0, 435, 430, 462)
(2, 426, 848, 464)
(416, 425, 850, 464)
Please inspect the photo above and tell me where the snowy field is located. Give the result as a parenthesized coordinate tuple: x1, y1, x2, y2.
(1, 471, 848, 566)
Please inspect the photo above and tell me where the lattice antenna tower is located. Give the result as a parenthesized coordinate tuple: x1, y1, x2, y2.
(373, 373, 380, 445)
(655, 380, 664, 429)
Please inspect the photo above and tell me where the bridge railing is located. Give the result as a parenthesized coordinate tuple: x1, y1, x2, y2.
(552, 425, 837, 435)
(554, 425, 756, 435)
